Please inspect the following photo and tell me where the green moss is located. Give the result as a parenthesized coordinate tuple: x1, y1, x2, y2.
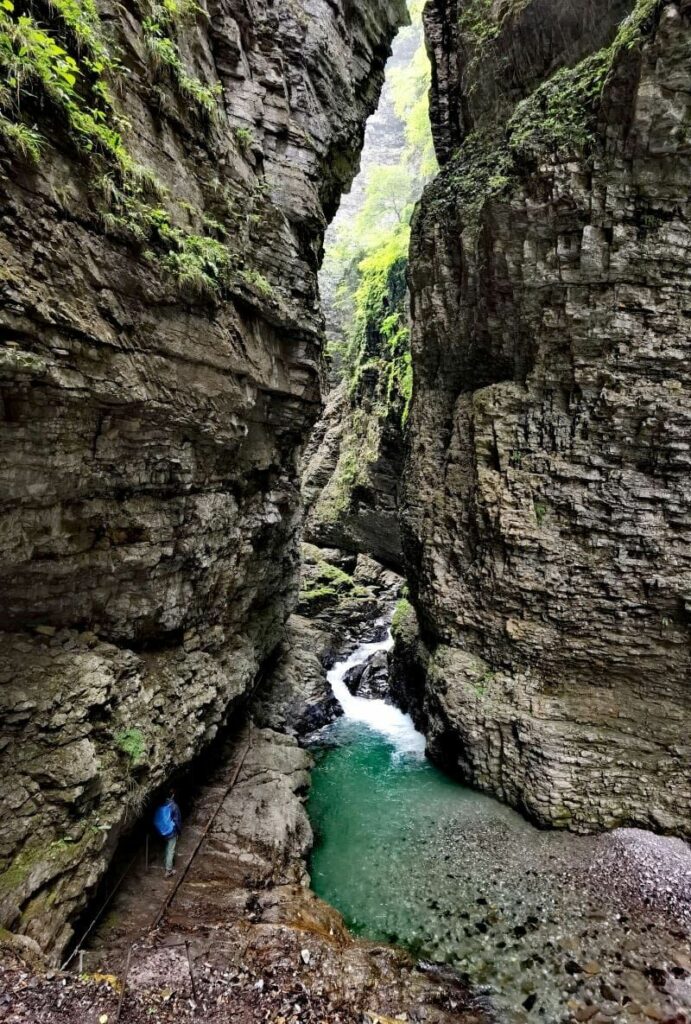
(299, 558, 366, 606)
(151, 0, 203, 25)
(458, 0, 534, 41)
(391, 597, 415, 636)
(0, 347, 47, 376)
(240, 267, 273, 298)
(234, 125, 254, 152)
(428, 125, 514, 222)
(458, 0, 531, 87)
(0, 845, 45, 900)
(339, 227, 412, 429)
(316, 561, 356, 588)
(115, 727, 145, 763)
(314, 407, 383, 525)
(436, 0, 664, 215)
(526, 0, 662, 147)
(508, 50, 613, 157)
(96, 909, 122, 935)
(325, 447, 362, 520)
(0, 0, 239, 303)
(161, 233, 232, 293)
(20, 887, 59, 923)
(613, 0, 661, 48)
(458, 0, 499, 45)
(140, 0, 212, 109)
(533, 501, 547, 526)
(0, 831, 93, 904)
(298, 584, 339, 604)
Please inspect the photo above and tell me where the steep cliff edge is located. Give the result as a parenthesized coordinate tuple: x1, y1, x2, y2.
(401, 0, 691, 834)
(0, 0, 405, 958)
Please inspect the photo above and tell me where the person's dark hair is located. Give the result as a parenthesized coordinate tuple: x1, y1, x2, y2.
(168, 788, 175, 800)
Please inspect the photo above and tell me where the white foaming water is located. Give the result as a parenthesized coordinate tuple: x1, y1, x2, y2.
(328, 627, 427, 756)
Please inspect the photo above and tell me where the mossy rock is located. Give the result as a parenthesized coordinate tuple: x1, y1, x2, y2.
(391, 597, 418, 641)
(429, 0, 664, 219)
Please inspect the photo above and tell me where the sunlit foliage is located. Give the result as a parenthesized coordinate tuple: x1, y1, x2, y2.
(322, 2, 436, 422)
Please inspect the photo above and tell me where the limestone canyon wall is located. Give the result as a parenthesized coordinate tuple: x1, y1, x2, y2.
(401, 0, 691, 834)
(301, 24, 425, 569)
(0, 0, 405, 957)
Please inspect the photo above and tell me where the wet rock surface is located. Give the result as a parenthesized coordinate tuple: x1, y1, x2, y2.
(344, 650, 391, 699)
(253, 615, 343, 738)
(297, 544, 403, 655)
(403, 0, 691, 833)
(253, 549, 403, 739)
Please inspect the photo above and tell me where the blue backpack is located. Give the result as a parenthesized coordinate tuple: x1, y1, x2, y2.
(153, 802, 175, 838)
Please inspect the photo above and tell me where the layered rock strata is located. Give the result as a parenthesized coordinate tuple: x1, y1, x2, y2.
(252, 615, 342, 737)
(0, 0, 405, 957)
(302, 379, 406, 567)
(301, 23, 425, 569)
(402, 0, 691, 833)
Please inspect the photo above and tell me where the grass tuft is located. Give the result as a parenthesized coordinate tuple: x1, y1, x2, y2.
(0, 114, 42, 161)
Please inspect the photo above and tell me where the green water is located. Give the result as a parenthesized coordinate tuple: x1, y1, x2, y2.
(309, 720, 498, 944)
(308, 718, 691, 1023)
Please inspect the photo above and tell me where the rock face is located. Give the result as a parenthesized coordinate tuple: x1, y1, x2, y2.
(0, 0, 405, 957)
(253, 614, 343, 737)
(297, 543, 402, 649)
(344, 649, 390, 698)
(302, 378, 406, 567)
(250, 547, 403, 742)
(402, 0, 691, 834)
(301, 24, 425, 569)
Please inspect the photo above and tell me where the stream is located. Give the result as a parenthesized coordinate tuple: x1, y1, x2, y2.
(307, 628, 691, 1024)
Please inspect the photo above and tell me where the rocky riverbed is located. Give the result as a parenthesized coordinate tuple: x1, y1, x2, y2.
(2, 573, 690, 1024)
(308, 634, 691, 1024)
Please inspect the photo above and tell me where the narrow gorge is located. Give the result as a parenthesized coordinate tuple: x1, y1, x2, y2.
(0, 0, 689, 1023)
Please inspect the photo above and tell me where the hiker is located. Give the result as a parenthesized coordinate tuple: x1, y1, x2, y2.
(153, 789, 182, 878)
